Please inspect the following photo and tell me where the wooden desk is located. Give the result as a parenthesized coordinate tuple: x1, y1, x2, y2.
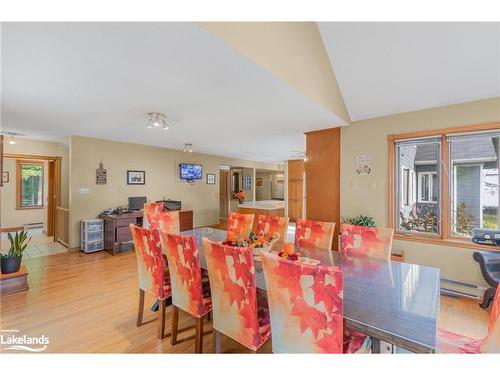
(99, 210, 193, 255)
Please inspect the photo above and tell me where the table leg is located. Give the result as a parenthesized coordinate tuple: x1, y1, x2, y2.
(213, 329, 221, 353)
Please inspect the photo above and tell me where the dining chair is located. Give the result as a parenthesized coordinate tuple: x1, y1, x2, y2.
(129, 224, 171, 340)
(255, 214, 289, 242)
(294, 218, 335, 250)
(226, 212, 254, 241)
(340, 223, 394, 260)
(143, 202, 164, 228)
(202, 238, 271, 352)
(260, 250, 343, 353)
(161, 232, 212, 353)
(437, 284, 500, 353)
(149, 211, 180, 234)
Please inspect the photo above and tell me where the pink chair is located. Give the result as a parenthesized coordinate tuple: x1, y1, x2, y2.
(437, 284, 500, 353)
(226, 212, 254, 241)
(255, 214, 289, 242)
(143, 202, 164, 228)
(149, 211, 180, 234)
(294, 218, 335, 250)
(340, 223, 394, 260)
(130, 224, 171, 339)
(161, 232, 211, 353)
(202, 238, 270, 352)
(260, 251, 343, 353)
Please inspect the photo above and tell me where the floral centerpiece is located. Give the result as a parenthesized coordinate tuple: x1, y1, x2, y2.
(222, 231, 278, 255)
(233, 190, 245, 204)
(277, 242, 299, 261)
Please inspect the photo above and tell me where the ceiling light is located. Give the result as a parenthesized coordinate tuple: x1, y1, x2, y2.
(183, 143, 193, 153)
(8, 135, 16, 145)
(147, 112, 170, 130)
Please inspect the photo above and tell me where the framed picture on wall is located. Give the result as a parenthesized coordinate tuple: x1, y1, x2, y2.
(206, 173, 216, 185)
(2, 171, 9, 183)
(256, 177, 263, 186)
(127, 170, 145, 185)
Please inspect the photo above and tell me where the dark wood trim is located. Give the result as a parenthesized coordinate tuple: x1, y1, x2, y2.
(0, 226, 23, 233)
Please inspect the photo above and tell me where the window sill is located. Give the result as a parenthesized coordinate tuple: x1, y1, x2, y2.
(394, 233, 500, 252)
(15, 206, 44, 211)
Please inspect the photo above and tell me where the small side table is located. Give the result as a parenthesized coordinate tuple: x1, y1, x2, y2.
(0, 266, 29, 296)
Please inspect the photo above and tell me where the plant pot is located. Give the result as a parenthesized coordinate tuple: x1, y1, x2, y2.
(238, 198, 244, 204)
(1, 255, 23, 274)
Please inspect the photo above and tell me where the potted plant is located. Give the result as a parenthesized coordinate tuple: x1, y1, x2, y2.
(341, 215, 376, 228)
(233, 190, 245, 204)
(1, 230, 31, 274)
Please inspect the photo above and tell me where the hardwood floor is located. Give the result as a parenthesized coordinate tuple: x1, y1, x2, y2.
(0, 249, 489, 353)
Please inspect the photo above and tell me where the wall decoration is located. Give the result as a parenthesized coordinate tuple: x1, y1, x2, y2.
(206, 173, 216, 185)
(96, 162, 107, 185)
(355, 154, 372, 175)
(256, 177, 263, 186)
(2, 171, 9, 183)
(243, 176, 252, 190)
(127, 170, 145, 185)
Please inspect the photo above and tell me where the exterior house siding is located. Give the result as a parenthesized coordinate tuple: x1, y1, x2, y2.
(454, 164, 481, 229)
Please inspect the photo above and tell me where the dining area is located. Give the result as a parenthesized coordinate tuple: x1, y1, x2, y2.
(125, 202, 500, 354)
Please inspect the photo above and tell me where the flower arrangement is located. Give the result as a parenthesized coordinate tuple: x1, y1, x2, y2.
(233, 190, 245, 203)
(222, 231, 278, 255)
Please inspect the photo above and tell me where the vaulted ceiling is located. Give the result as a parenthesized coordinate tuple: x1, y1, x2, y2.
(2, 22, 499, 162)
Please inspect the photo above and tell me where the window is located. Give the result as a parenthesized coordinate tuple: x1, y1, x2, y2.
(16, 161, 44, 209)
(389, 123, 500, 247)
(418, 172, 437, 203)
(396, 138, 440, 235)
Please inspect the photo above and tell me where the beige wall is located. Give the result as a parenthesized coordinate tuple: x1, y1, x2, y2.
(1, 138, 70, 229)
(201, 22, 350, 123)
(341, 97, 500, 287)
(0, 158, 46, 228)
(68, 136, 280, 248)
(256, 172, 272, 201)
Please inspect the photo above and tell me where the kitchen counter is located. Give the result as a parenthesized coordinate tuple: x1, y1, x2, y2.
(238, 201, 285, 230)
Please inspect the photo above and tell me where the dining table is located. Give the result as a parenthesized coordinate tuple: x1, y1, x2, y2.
(181, 227, 441, 354)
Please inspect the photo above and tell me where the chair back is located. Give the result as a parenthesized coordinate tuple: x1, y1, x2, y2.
(161, 232, 208, 318)
(294, 218, 335, 250)
(340, 223, 394, 260)
(143, 202, 164, 228)
(255, 214, 289, 242)
(481, 285, 500, 352)
(260, 251, 343, 353)
(149, 211, 180, 234)
(227, 212, 254, 241)
(129, 224, 169, 300)
(202, 238, 265, 351)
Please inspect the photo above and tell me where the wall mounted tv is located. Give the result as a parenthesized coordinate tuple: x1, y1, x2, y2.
(179, 163, 202, 180)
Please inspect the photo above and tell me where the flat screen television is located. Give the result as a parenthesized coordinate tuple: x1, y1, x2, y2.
(179, 163, 202, 180)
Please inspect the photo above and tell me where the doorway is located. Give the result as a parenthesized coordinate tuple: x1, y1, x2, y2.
(1, 153, 65, 257)
(219, 169, 231, 220)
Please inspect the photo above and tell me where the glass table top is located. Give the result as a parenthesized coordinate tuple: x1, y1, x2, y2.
(181, 227, 440, 353)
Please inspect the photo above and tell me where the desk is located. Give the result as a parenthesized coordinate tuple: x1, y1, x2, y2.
(99, 209, 193, 255)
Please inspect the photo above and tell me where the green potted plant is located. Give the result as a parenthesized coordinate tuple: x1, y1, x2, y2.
(1, 230, 31, 274)
(341, 215, 376, 228)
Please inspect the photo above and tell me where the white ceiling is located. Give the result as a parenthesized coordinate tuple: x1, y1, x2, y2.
(318, 22, 500, 121)
(1, 22, 346, 163)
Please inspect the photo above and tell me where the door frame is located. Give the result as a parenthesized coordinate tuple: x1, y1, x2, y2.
(3, 153, 62, 239)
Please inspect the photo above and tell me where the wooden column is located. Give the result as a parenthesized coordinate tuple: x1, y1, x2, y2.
(305, 127, 341, 250)
(287, 160, 305, 222)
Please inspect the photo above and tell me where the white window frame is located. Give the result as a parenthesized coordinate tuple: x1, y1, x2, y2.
(417, 172, 437, 203)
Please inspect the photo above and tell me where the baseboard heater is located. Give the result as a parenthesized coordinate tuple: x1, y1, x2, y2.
(440, 277, 486, 300)
(23, 222, 43, 229)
